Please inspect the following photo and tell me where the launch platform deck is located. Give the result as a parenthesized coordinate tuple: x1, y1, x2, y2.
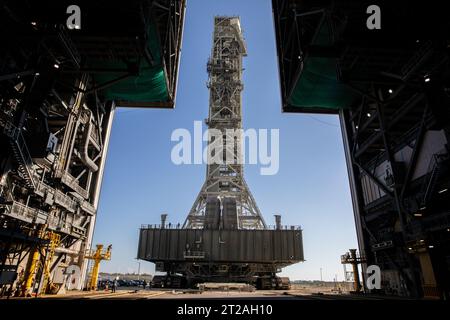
(138, 226, 304, 265)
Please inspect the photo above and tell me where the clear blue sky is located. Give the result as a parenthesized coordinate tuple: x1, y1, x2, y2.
(93, 0, 358, 281)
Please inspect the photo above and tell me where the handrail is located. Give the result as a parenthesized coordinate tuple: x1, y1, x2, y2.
(7, 124, 37, 189)
(140, 224, 302, 230)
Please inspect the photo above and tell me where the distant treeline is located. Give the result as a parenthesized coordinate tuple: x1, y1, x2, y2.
(99, 272, 153, 281)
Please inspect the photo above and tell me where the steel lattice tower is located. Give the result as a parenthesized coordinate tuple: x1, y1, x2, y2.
(184, 17, 266, 229)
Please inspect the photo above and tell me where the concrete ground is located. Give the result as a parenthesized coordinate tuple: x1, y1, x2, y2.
(1, 283, 409, 300)
(16, 287, 403, 300)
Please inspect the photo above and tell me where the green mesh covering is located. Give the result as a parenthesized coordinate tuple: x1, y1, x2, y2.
(94, 61, 168, 103)
(287, 57, 357, 109)
(89, 22, 168, 104)
(287, 19, 357, 110)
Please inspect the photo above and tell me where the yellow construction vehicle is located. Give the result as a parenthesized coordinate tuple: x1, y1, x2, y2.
(85, 244, 112, 291)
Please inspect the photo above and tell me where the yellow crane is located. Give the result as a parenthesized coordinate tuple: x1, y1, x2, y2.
(18, 226, 111, 295)
(85, 244, 112, 291)
(341, 249, 366, 293)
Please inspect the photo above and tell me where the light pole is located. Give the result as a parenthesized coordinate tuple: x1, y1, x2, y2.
(136, 259, 141, 281)
(320, 268, 323, 282)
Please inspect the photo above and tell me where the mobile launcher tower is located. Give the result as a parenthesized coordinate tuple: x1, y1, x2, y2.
(138, 17, 304, 289)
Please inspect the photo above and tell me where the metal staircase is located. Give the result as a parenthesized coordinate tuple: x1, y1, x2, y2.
(4, 123, 37, 189)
